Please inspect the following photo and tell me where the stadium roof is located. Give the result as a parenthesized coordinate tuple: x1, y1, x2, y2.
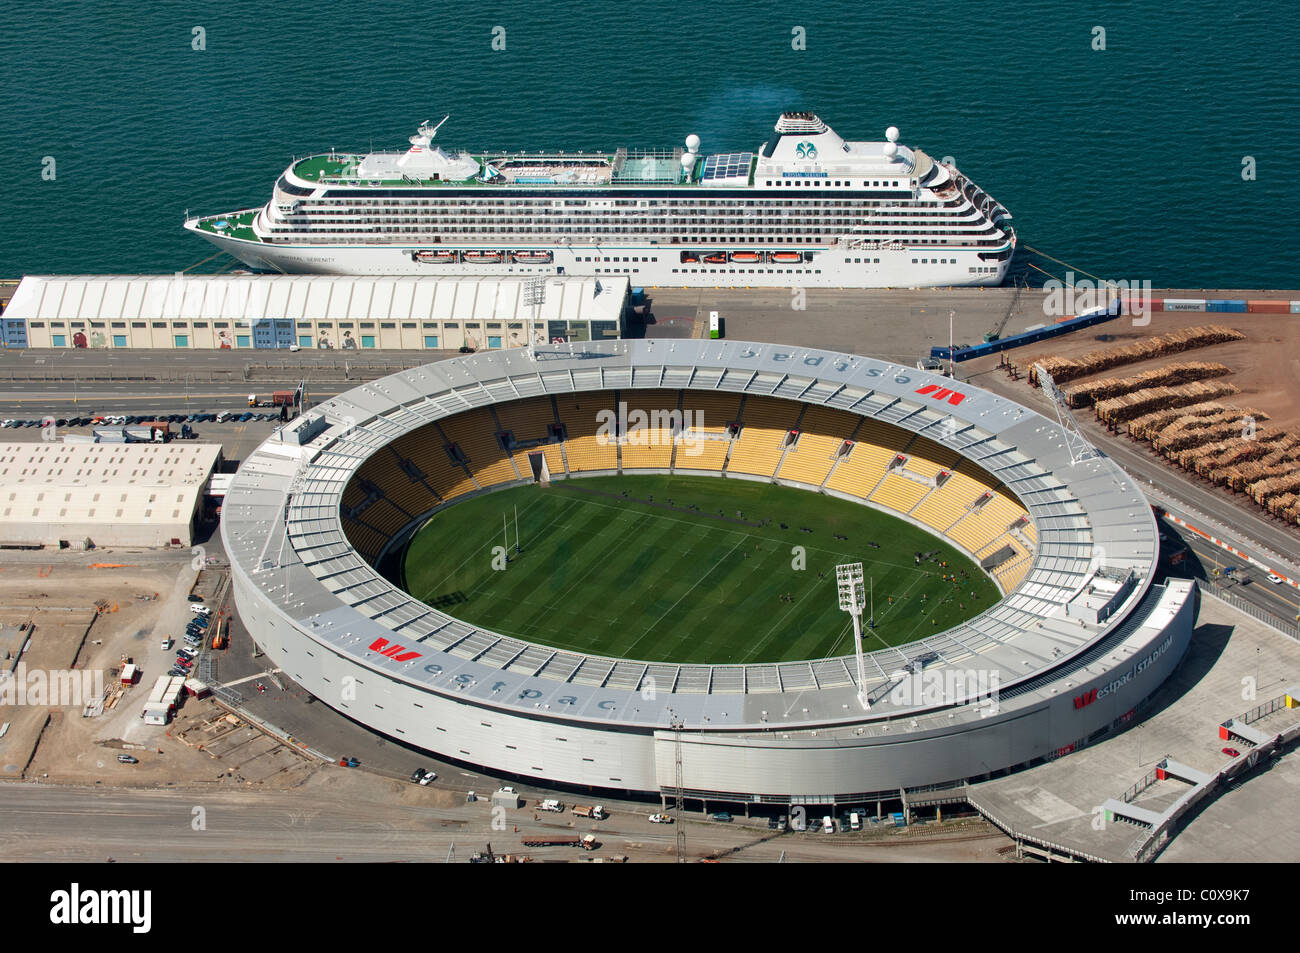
(4, 274, 627, 325)
(222, 340, 1161, 731)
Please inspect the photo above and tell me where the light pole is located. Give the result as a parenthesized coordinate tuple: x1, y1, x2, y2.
(837, 562, 870, 710)
(524, 276, 546, 360)
(948, 310, 955, 378)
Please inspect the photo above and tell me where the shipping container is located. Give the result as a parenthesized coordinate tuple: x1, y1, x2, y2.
(1162, 298, 1207, 312)
(1290, 301, 1300, 314)
(1206, 299, 1247, 313)
(1247, 300, 1291, 314)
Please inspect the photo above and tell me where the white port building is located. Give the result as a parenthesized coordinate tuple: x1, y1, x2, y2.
(0, 442, 222, 548)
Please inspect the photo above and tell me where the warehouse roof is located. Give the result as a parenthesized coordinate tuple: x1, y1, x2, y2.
(0, 441, 221, 528)
(3, 274, 628, 325)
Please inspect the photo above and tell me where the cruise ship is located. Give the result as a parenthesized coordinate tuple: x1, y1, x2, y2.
(185, 112, 1015, 288)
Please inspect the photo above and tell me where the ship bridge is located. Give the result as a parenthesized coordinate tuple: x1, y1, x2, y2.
(757, 113, 917, 180)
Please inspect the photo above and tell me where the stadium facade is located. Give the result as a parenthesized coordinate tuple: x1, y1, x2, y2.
(222, 340, 1196, 805)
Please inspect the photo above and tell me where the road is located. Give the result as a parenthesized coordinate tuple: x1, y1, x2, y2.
(1160, 517, 1300, 623)
(0, 782, 1003, 863)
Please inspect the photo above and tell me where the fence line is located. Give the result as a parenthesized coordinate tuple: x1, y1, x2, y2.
(1197, 580, 1300, 641)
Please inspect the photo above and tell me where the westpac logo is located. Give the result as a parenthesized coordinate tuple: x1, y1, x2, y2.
(1073, 688, 1098, 710)
(50, 883, 151, 933)
(915, 384, 967, 406)
(368, 638, 421, 662)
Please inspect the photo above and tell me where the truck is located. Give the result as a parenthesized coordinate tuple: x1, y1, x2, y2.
(124, 425, 169, 443)
(520, 834, 597, 850)
(537, 799, 564, 813)
(248, 390, 298, 408)
(571, 804, 606, 820)
(120, 663, 138, 686)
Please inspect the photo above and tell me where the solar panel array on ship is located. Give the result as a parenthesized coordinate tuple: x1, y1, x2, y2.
(700, 152, 753, 185)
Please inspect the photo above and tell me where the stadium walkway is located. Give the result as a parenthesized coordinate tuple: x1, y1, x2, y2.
(966, 595, 1300, 862)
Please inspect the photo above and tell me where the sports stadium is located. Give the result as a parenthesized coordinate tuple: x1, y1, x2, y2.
(223, 339, 1197, 807)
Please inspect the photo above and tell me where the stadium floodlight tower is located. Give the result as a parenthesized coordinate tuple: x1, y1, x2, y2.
(836, 562, 871, 710)
(523, 276, 546, 361)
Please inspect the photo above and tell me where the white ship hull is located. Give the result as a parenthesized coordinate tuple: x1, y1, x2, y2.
(192, 229, 1012, 288)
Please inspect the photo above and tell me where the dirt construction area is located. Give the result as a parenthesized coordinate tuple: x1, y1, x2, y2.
(0, 551, 322, 791)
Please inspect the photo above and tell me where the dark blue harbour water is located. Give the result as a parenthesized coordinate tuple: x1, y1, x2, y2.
(1, 1, 1296, 287)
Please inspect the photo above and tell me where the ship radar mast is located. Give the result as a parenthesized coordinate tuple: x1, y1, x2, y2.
(419, 116, 450, 139)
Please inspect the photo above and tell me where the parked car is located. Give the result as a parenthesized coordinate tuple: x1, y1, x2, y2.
(187, 594, 204, 603)
(168, 667, 186, 677)
(160, 637, 173, 651)
(418, 772, 437, 786)
(1222, 747, 1241, 757)
(117, 754, 139, 764)
(339, 756, 360, 768)
(177, 648, 197, 661)
(649, 813, 674, 824)
(410, 768, 427, 782)
(710, 812, 732, 823)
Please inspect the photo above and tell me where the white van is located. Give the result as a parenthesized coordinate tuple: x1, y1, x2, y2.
(822, 815, 835, 834)
(189, 603, 212, 616)
(849, 811, 862, 831)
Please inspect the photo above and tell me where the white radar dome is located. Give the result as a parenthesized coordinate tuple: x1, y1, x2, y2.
(883, 142, 898, 158)
(680, 153, 696, 171)
(685, 134, 701, 153)
(885, 126, 900, 142)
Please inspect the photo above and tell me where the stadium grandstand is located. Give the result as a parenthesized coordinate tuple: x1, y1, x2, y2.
(223, 340, 1196, 805)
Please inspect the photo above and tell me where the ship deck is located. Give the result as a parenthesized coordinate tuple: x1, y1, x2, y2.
(192, 209, 260, 241)
(290, 152, 709, 189)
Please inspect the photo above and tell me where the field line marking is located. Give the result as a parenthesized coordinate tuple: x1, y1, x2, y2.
(416, 495, 570, 604)
(621, 536, 746, 658)
(551, 487, 932, 572)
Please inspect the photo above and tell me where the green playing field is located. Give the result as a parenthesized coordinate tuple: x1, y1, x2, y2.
(393, 474, 999, 665)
